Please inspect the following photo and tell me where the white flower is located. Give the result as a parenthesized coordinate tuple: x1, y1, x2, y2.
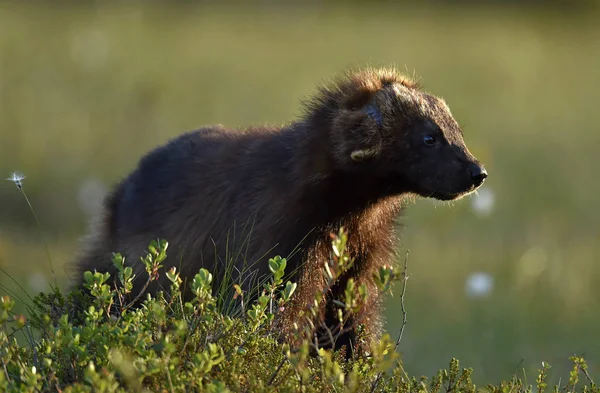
(465, 272, 494, 298)
(471, 186, 495, 217)
(6, 172, 26, 190)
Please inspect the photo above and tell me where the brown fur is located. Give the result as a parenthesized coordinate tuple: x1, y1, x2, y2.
(71, 67, 487, 358)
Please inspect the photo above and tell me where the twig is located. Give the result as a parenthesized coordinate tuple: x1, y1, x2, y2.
(120, 275, 153, 313)
(559, 358, 595, 393)
(2, 359, 11, 383)
(581, 367, 596, 386)
(370, 250, 410, 393)
(165, 356, 175, 393)
(315, 315, 360, 349)
(317, 319, 338, 350)
(268, 357, 287, 386)
(23, 324, 39, 368)
(393, 250, 410, 351)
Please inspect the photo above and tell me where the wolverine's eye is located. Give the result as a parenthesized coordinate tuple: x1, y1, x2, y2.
(423, 135, 436, 146)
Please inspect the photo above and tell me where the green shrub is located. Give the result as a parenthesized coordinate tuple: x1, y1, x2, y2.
(0, 229, 597, 393)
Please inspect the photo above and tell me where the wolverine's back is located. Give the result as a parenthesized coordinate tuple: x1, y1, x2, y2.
(72, 124, 304, 298)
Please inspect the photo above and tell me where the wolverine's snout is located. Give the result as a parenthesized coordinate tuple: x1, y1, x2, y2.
(469, 163, 487, 188)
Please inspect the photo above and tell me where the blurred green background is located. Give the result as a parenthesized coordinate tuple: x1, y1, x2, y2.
(1, 0, 599, 385)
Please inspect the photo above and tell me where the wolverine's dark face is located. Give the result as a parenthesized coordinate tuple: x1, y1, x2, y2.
(331, 76, 487, 200)
(386, 87, 488, 200)
(399, 115, 487, 200)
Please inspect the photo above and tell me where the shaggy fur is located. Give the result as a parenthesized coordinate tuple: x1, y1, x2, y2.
(71, 67, 487, 358)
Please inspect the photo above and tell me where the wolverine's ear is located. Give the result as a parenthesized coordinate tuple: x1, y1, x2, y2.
(333, 87, 387, 164)
(363, 97, 383, 127)
(349, 96, 384, 162)
(343, 86, 384, 128)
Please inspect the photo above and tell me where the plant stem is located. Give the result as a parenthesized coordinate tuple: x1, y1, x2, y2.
(19, 187, 57, 288)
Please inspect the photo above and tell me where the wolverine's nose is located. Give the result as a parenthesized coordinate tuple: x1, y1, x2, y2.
(470, 164, 488, 187)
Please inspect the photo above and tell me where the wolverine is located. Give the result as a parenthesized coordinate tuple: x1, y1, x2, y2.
(72, 67, 488, 358)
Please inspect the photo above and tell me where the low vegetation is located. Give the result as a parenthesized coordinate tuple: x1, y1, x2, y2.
(0, 229, 597, 392)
